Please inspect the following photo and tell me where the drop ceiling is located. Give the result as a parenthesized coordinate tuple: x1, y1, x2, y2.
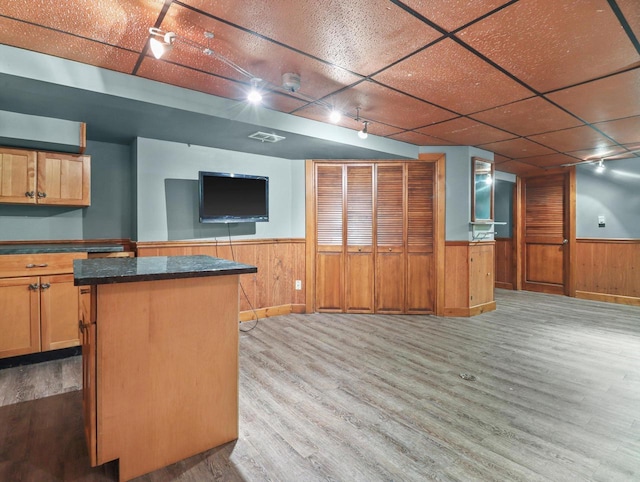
(0, 0, 639, 175)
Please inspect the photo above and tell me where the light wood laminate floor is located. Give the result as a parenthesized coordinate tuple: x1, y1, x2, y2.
(1, 289, 639, 481)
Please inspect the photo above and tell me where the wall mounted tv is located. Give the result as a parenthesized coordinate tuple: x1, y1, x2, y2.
(198, 171, 269, 223)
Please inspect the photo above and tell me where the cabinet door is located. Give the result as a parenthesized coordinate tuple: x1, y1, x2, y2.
(469, 244, 494, 306)
(376, 164, 405, 313)
(0, 147, 37, 204)
(40, 274, 81, 351)
(79, 286, 97, 466)
(37, 152, 90, 206)
(0, 277, 40, 358)
(345, 165, 374, 313)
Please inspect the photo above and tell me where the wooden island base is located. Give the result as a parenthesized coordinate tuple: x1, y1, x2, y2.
(76, 256, 256, 481)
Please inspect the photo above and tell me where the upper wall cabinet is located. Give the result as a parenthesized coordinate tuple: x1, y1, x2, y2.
(0, 147, 90, 206)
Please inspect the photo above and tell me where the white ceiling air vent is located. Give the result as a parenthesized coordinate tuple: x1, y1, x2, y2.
(248, 131, 286, 143)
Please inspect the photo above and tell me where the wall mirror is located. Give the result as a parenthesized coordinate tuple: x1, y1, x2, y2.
(471, 157, 494, 221)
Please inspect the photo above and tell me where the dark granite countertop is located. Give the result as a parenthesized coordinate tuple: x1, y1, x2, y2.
(74, 255, 257, 285)
(0, 244, 125, 255)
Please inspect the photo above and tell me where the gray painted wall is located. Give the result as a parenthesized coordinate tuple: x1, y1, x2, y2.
(135, 137, 305, 242)
(577, 158, 640, 238)
(0, 140, 133, 241)
(420, 146, 494, 241)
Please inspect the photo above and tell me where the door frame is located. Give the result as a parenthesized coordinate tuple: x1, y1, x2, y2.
(305, 154, 446, 315)
(517, 168, 576, 296)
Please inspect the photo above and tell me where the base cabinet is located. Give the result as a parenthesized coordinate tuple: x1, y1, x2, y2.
(0, 253, 86, 358)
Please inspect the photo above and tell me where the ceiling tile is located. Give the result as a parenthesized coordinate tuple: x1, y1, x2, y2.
(516, 153, 581, 169)
(617, 0, 640, 43)
(388, 131, 455, 145)
(470, 97, 583, 136)
(528, 126, 615, 152)
(417, 117, 516, 145)
(494, 160, 546, 176)
(546, 69, 640, 124)
(457, 0, 640, 92)
(159, 4, 363, 100)
(493, 153, 511, 164)
(0, 16, 139, 74)
(0, 0, 161, 51)
(401, 0, 514, 31)
(321, 81, 457, 130)
(594, 116, 640, 145)
(373, 38, 531, 114)
(178, 0, 442, 76)
(479, 138, 555, 158)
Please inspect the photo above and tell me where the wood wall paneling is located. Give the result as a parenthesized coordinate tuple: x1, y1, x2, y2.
(495, 238, 514, 289)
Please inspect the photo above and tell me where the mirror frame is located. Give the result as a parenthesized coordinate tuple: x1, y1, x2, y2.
(471, 157, 495, 222)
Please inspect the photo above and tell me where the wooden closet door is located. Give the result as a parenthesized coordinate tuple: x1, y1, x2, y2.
(406, 163, 435, 313)
(345, 165, 374, 313)
(522, 174, 568, 295)
(315, 164, 344, 312)
(376, 164, 405, 313)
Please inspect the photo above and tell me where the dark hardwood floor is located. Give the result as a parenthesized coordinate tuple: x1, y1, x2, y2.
(1, 289, 639, 481)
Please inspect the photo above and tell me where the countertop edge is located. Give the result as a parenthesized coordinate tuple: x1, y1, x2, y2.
(74, 266, 257, 286)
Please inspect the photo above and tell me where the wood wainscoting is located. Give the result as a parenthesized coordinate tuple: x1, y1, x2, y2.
(136, 239, 306, 320)
(495, 237, 515, 290)
(575, 238, 640, 306)
(444, 241, 496, 317)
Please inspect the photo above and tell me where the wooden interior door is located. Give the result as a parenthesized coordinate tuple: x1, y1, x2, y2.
(345, 165, 374, 313)
(521, 173, 570, 295)
(315, 164, 344, 311)
(376, 164, 405, 313)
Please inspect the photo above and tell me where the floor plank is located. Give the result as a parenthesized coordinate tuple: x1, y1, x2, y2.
(0, 289, 639, 480)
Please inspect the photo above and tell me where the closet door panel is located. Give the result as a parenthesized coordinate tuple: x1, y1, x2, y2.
(316, 164, 344, 312)
(376, 164, 405, 313)
(345, 165, 374, 313)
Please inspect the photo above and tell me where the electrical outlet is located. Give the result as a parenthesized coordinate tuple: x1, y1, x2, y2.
(295, 280, 302, 290)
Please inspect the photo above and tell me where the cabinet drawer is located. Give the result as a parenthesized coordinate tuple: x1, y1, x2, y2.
(0, 252, 87, 277)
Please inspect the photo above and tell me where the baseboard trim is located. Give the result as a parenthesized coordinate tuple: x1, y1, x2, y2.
(443, 301, 496, 317)
(240, 304, 306, 322)
(495, 282, 513, 290)
(575, 291, 640, 307)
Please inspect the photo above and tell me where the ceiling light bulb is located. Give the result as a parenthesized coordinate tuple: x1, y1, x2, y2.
(247, 78, 262, 104)
(595, 160, 605, 173)
(329, 110, 342, 123)
(358, 121, 369, 139)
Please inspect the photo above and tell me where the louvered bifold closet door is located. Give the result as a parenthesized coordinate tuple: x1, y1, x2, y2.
(315, 164, 344, 311)
(523, 174, 567, 294)
(376, 164, 405, 313)
(345, 165, 374, 313)
(406, 163, 435, 313)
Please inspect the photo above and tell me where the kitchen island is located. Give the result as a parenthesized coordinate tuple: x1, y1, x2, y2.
(74, 255, 257, 482)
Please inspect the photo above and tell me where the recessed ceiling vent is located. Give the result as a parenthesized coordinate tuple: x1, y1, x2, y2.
(248, 131, 286, 143)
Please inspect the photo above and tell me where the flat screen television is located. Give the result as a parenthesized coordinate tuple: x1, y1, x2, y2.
(198, 171, 269, 223)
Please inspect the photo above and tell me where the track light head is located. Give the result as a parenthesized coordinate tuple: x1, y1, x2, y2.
(329, 109, 342, 123)
(358, 121, 369, 139)
(595, 159, 605, 173)
(148, 28, 176, 59)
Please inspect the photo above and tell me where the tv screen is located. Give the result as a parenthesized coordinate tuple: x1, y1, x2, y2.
(199, 171, 269, 223)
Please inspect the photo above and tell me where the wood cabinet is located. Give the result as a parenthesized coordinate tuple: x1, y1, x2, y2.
(79, 285, 97, 466)
(444, 242, 496, 317)
(0, 147, 90, 206)
(314, 160, 436, 315)
(0, 252, 87, 358)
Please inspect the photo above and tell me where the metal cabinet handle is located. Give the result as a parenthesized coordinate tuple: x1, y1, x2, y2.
(25, 263, 48, 268)
(40, 283, 51, 290)
(29, 283, 39, 291)
(37, 191, 47, 198)
(25, 191, 35, 198)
